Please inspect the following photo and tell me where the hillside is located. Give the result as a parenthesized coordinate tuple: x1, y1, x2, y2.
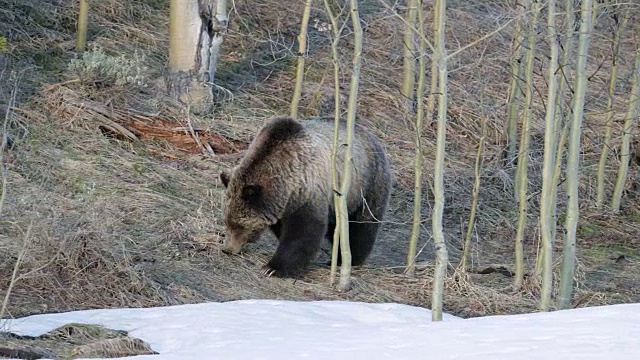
(1, 0, 639, 325)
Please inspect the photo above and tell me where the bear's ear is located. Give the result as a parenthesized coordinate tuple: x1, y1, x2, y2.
(241, 185, 262, 200)
(220, 170, 231, 188)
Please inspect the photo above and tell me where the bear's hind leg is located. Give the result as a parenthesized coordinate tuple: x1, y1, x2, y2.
(324, 209, 381, 267)
(349, 155, 391, 266)
(347, 210, 382, 266)
(263, 204, 328, 278)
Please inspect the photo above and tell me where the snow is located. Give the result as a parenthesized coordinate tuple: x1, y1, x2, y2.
(3, 299, 640, 360)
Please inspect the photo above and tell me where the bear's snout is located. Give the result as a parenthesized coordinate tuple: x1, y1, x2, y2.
(222, 237, 244, 254)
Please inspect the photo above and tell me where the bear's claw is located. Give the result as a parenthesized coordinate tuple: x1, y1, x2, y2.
(261, 265, 277, 277)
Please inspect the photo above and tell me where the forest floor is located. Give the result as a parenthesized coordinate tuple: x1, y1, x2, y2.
(1, 1, 639, 350)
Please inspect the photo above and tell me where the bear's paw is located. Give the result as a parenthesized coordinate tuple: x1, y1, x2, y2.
(260, 264, 277, 277)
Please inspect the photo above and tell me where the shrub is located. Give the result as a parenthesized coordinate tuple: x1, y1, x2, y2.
(68, 45, 149, 87)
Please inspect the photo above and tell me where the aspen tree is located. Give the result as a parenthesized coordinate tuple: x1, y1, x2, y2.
(558, 0, 594, 310)
(406, 0, 428, 276)
(460, 90, 488, 271)
(611, 24, 640, 213)
(324, 0, 347, 285)
(75, 0, 89, 52)
(539, 0, 560, 311)
(290, 0, 314, 118)
(431, 0, 449, 321)
(335, 0, 364, 291)
(168, 0, 229, 105)
(513, 0, 540, 290)
(596, 5, 630, 209)
(505, 0, 529, 166)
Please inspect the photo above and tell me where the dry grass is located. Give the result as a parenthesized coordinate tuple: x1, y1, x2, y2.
(0, 323, 157, 359)
(0, 0, 639, 343)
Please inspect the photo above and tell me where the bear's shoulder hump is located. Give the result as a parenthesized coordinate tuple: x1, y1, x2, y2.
(262, 116, 305, 142)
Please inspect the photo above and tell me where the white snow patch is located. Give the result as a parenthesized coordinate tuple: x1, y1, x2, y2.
(2, 300, 639, 360)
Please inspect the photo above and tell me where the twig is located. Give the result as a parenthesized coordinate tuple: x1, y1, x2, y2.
(0, 72, 20, 216)
(447, 15, 521, 60)
(377, 0, 435, 53)
(0, 221, 33, 322)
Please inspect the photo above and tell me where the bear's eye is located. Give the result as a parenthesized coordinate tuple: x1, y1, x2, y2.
(242, 185, 262, 200)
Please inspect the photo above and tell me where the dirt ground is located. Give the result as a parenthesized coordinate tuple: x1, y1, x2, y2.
(1, 2, 640, 359)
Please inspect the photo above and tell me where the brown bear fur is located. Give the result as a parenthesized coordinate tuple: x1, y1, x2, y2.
(219, 116, 392, 278)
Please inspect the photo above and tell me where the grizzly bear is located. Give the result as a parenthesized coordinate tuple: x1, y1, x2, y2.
(219, 115, 392, 278)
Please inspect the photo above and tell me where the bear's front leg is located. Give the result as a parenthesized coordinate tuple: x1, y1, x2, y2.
(262, 203, 328, 278)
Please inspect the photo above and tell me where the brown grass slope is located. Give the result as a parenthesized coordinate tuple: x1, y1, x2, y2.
(0, 0, 639, 324)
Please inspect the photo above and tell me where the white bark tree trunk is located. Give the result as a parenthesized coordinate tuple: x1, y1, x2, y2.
(558, 0, 594, 310)
(168, 0, 229, 106)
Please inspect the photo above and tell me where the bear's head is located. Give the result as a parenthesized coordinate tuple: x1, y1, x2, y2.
(218, 117, 304, 254)
(219, 168, 275, 254)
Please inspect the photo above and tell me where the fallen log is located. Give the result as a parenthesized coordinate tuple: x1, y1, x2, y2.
(39, 82, 248, 157)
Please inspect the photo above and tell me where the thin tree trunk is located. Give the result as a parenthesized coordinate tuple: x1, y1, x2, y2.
(514, 0, 540, 291)
(539, 0, 560, 311)
(431, 0, 449, 322)
(536, 0, 577, 279)
(290, 0, 314, 118)
(425, 59, 439, 125)
(325, 0, 345, 286)
(505, 0, 528, 167)
(537, 115, 570, 276)
(549, 0, 576, 261)
(460, 90, 488, 271)
(401, 0, 419, 111)
(405, 0, 427, 276)
(337, 0, 364, 291)
(75, 0, 89, 52)
(596, 7, 630, 209)
(611, 26, 640, 213)
(558, 0, 594, 310)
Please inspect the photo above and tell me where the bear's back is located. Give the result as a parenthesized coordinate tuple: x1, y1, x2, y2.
(236, 116, 389, 207)
(298, 118, 390, 206)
